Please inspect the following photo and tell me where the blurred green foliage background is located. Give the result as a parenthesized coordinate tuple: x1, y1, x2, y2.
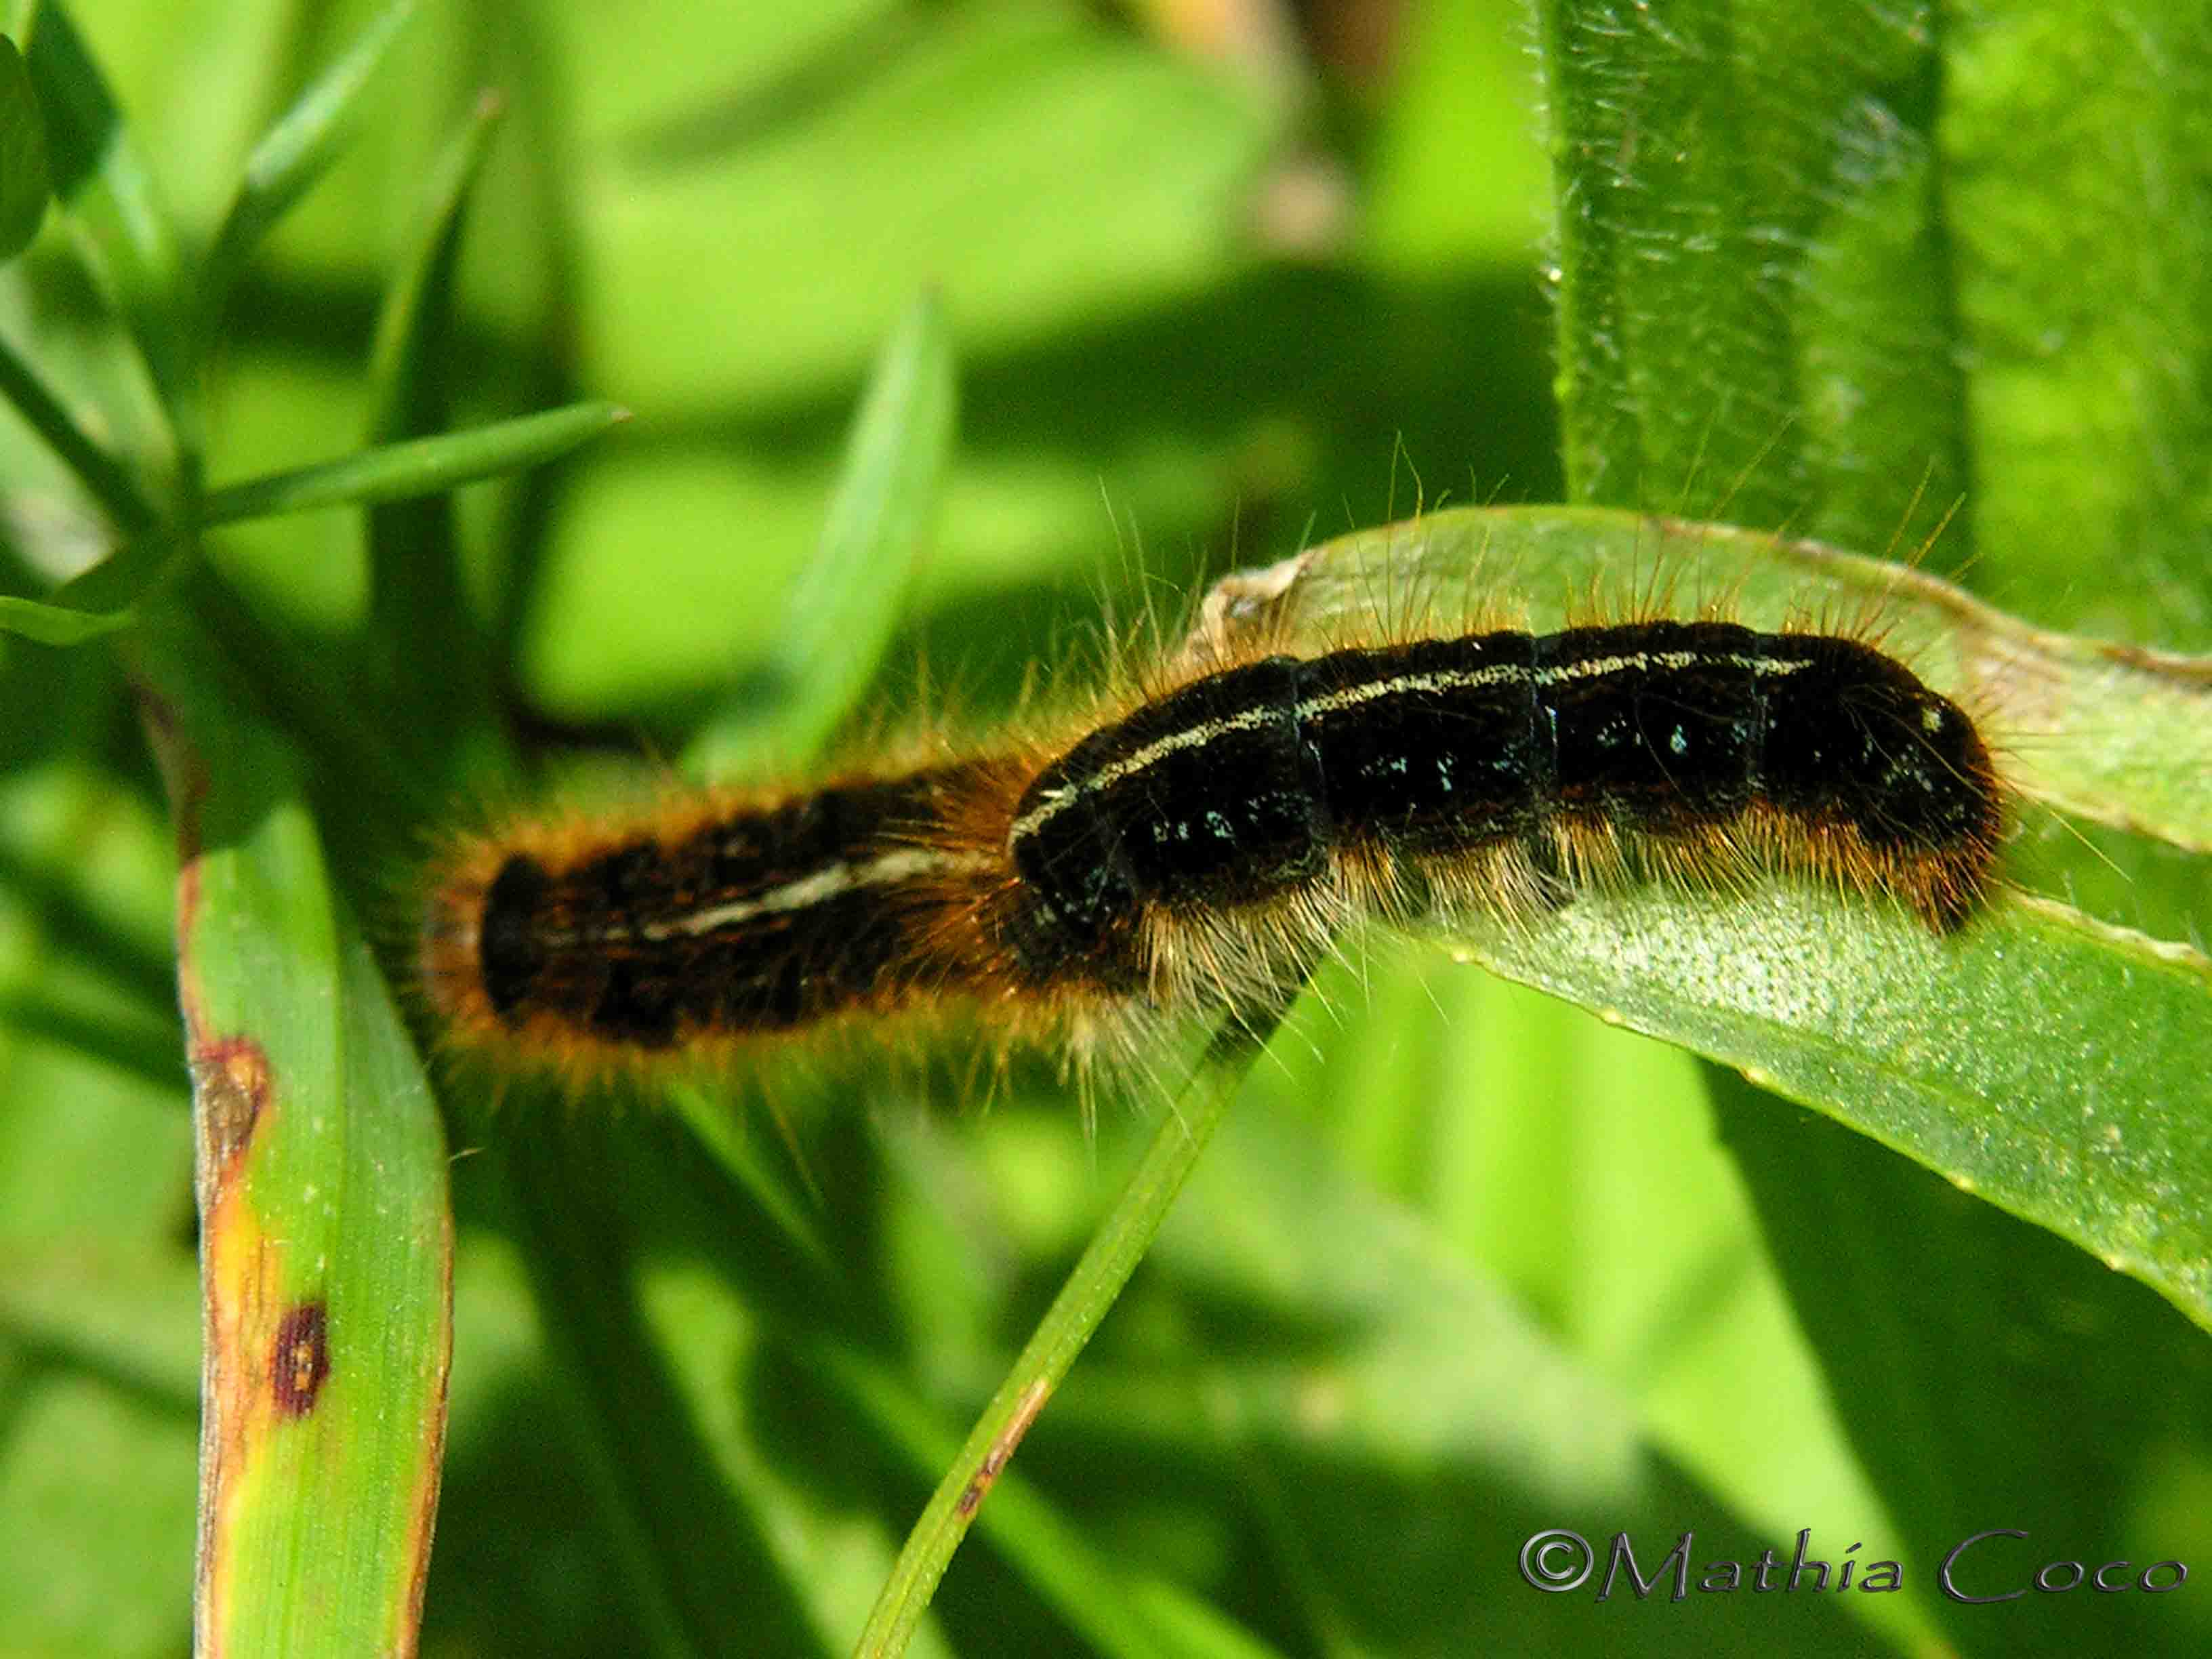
(3, 1, 2210, 1656)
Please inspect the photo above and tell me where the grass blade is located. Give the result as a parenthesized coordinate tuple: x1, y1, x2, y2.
(0, 326, 161, 532)
(0, 592, 135, 644)
(0, 30, 50, 259)
(131, 605, 452, 1658)
(200, 0, 420, 313)
(199, 402, 629, 525)
(361, 88, 512, 789)
(855, 994, 1296, 1658)
(20, 0, 186, 411)
(0, 530, 188, 644)
(687, 291, 956, 777)
(365, 86, 503, 442)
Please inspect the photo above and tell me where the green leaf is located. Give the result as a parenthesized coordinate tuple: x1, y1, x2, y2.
(0, 531, 186, 644)
(0, 592, 132, 644)
(1488, 890, 2209, 1310)
(1539, 46, 2212, 1649)
(1942, 5, 2212, 650)
(0, 327, 162, 531)
(0, 31, 51, 258)
(200, 0, 419, 314)
(489, 1105, 835, 1659)
(1537, 0, 2212, 642)
(364, 85, 503, 445)
(20, 1, 187, 411)
(1715, 1078, 2212, 1659)
(1213, 504, 2212, 1329)
(1540, 1, 1967, 560)
(856, 997, 1298, 1658)
(361, 89, 512, 790)
(687, 290, 958, 777)
(199, 402, 630, 525)
(127, 603, 451, 1657)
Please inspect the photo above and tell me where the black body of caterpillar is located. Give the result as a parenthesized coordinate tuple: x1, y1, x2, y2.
(425, 620, 2003, 1066)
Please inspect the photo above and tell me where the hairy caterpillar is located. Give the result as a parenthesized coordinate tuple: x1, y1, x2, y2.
(416, 554, 2006, 1085)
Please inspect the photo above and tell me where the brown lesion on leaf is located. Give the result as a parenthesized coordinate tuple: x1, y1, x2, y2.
(956, 1377, 1052, 1519)
(190, 1036, 272, 1185)
(270, 1300, 331, 1417)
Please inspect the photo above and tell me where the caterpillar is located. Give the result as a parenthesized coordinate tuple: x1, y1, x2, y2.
(417, 571, 2007, 1086)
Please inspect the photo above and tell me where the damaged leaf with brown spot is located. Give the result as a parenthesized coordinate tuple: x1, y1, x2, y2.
(136, 607, 452, 1658)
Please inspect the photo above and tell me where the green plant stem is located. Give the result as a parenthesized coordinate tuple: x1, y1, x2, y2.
(851, 994, 1299, 1659)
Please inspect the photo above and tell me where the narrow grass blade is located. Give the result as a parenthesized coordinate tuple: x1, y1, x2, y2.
(490, 1099, 837, 1659)
(365, 87, 502, 441)
(825, 1342, 1286, 1659)
(0, 988, 185, 1090)
(0, 591, 133, 643)
(130, 606, 451, 1658)
(854, 995, 1296, 1658)
(201, 0, 420, 312)
(0, 30, 50, 259)
(20, 1, 187, 409)
(0, 529, 184, 644)
(199, 402, 628, 525)
(0, 327, 161, 532)
(361, 89, 512, 789)
(687, 291, 956, 777)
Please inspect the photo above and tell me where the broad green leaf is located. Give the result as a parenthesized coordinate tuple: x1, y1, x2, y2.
(1206, 505, 2212, 1330)
(0, 31, 50, 258)
(1537, 18, 2212, 1659)
(199, 402, 629, 525)
(129, 605, 450, 1658)
(687, 290, 958, 777)
(199, 0, 419, 314)
(1540, 1, 1967, 560)
(1715, 1076, 2212, 1659)
(1942, 5, 2212, 650)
